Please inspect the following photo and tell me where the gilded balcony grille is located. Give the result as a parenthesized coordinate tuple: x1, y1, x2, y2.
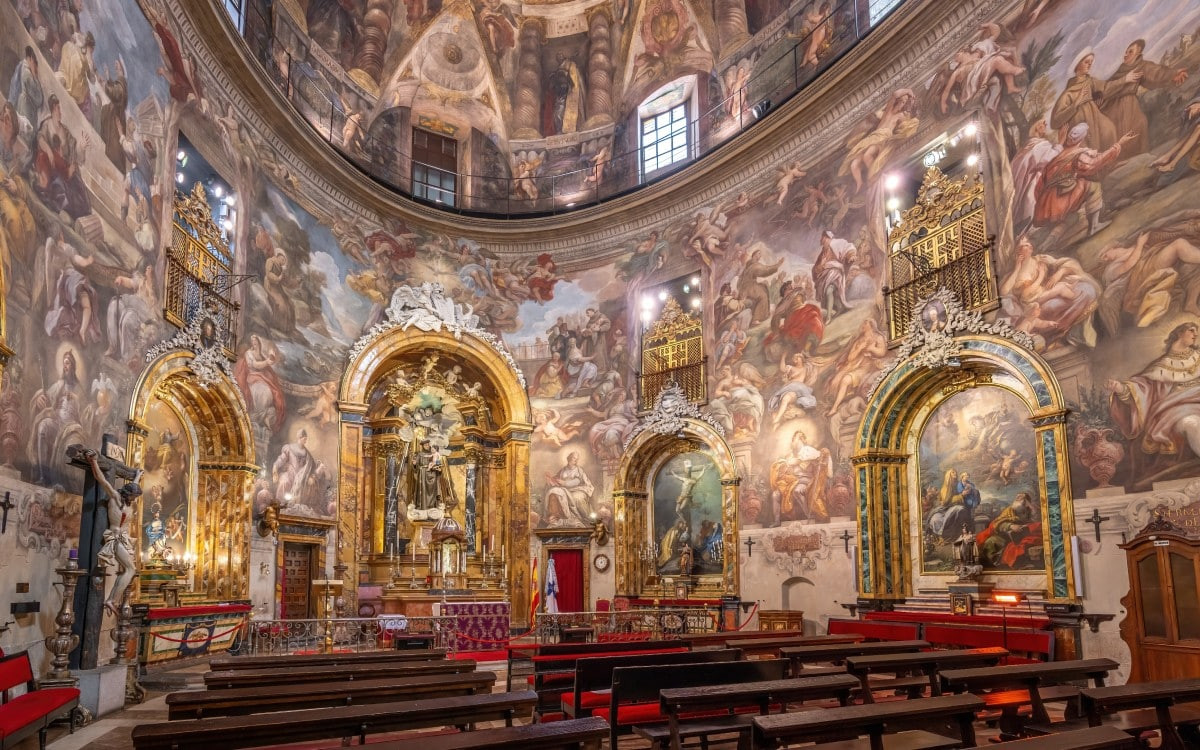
(884, 167, 995, 342)
(165, 184, 239, 356)
(640, 298, 706, 411)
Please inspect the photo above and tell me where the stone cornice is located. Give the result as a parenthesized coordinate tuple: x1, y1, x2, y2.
(181, 0, 1009, 268)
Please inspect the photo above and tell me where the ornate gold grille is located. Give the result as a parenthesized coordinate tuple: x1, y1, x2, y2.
(639, 298, 706, 410)
(165, 183, 239, 356)
(884, 167, 995, 342)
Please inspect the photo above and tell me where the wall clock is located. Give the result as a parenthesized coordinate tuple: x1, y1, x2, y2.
(593, 553, 610, 572)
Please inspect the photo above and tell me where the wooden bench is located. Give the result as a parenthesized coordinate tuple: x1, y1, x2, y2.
(846, 647, 1007, 702)
(864, 611, 1051, 630)
(131, 689, 538, 750)
(989, 725, 1142, 749)
(1075, 677, 1200, 750)
(649, 672, 860, 750)
(725, 634, 865, 659)
(594, 659, 788, 749)
(208, 648, 446, 671)
(922, 624, 1054, 664)
(355, 716, 609, 750)
(506, 638, 683, 691)
(528, 644, 687, 716)
(829, 618, 922, 642)
(679, 629, 808, 649)
(751, 692, 985, 750)
(940, 658, 1117, 738)
(167, 670, 496, 719)
(0, 652, 81, 750)
(561, 648, 742, 719)
(781, 640, 930, 676)
(202, 658, 474, 689)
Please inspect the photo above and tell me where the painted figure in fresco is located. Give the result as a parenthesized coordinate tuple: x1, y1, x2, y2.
(264, 248, 298, 337)
(544, 53, 584, 135)
(100, 59, 128, 172)
(767, 276, 824, 357)
(1101, 39, 1188, 159)
(544, 452, 594, 527)
(737, 247, 783, 325)
(716, 282, 753, 335)
(588, 392, 638, 465)
(769, 351, 818, 428)
(812, 230, 856, 318)
(938, 23, 1025, 116)
(582, 308, 612, 371)
(709, 363, 766, 437)
(33, 94, 91, 219)
(87, 451, 141, 615)
(769, 430, 831, 523)
(29, 350, 86, 485)
(678, 542, 694, 575)
(532, 352, 566, 399)
(715, 322, 748, 370)
(57, 31, 95, 118)
(1033, 123, 1136, 237)
(8, 46, 43, 145)
(0, 370, 21, 469)
(1152, 95, 1200, 173)
(774, 161, 807, 206)
(306, 0, 360, 71)
(533, 408, 583, 447)
(562, 336, 599, 398)
(797, 2, 834, 68)
(976, 492, 1041, 569)
(273, 429, 333, 515)
(927, 469, 972, 541)
(999, 236, 1100, 348)
(657, 517, 691, 569)
(1097, 211, 1200, 331)
(1010, 119, 1059, 232)
(235, 334, 287, 440)
(825, 318, 888, 417)
(144, 506, 169, 562)
(839, 88, 919, 192)
(1106, 321, 1200, 461)
(478, 0, 517, 55)
(669, 459, 709, 524)
(0, 103, 37, 269)
(105, 265, 159, 364)
(1051, 50, 1121, 151)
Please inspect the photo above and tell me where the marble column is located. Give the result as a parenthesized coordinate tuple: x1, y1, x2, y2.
(584, 11, 615, 128)
(512, 22, 545, 139)
(353, 0, 394, 83)
(714, 0, 751, 59)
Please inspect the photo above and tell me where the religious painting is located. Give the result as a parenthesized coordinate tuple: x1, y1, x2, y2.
(918, 388, 1041, 574)
(652, 451, 723, 577)
(140, 397, 192, 564)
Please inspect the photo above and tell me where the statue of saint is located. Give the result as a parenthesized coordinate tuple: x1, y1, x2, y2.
(406, 438, 454, 512)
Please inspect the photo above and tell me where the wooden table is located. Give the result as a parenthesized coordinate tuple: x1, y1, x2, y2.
(845, 646, 1008, 702)
(940, 658, 1118, 726)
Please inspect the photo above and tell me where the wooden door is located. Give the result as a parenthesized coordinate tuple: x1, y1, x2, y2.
(282, 542, 316, 619)
(1120, 531, 1200, 681)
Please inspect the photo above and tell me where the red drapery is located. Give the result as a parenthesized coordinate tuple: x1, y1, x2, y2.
(548, 549, 585, 612)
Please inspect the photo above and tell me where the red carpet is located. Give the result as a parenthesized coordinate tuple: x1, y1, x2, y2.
(451, 649, 507, 661)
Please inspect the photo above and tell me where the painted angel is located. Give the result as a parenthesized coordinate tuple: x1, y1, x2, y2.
(512, 151, 545, 202)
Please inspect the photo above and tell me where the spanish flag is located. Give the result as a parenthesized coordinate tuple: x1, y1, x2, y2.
(529, 556, 540, 620)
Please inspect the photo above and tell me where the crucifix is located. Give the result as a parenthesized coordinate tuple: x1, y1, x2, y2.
(1085, 508, 1110, 544)
(0, 491, 13, 533)
(839, 528, 853, 554)
(743, 537, 756, 558)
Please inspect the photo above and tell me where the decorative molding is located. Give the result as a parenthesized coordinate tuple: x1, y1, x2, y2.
(624, 383, 725, 449)
(144, 313, 233, 387)
(348, 284, 526, 389)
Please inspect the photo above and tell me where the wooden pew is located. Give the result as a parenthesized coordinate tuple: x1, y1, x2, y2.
(990, 725, 1143, 749)
(561, 648, 742, 719)
(131, 690, 538, 750)
(595, 659, 789, 749)
(781, 640, 929, 675)
(846, 646, 1007, 702)
(725, 634, 864, 659)
(751, 692, 985, 750)
(167, 670, 496, 719)
(202, 658, 474, 689)
(1076, 678, 1200, 750)
(678, 629, 811, 649)
(529, 644, 688, 718)
(828, 617, 922, 642)
(649, 672, 860, 750)
(208, 648, 445, 671)
(505, 638, 683, 691)
(940, 658, 1117, 738)
(356, 716, 610, 750)
(922, 624, 1054, 664)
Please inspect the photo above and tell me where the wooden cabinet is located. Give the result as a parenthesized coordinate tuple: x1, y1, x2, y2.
(1119, 526, 1200, 682)
(758, 609, 805, 631)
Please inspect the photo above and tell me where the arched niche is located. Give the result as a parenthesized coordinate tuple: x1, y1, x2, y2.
(340, 327, 533, 623)
(127, 351, 257, 602)
(612, 418, 740, 599)
(852, 333, 1078, 603)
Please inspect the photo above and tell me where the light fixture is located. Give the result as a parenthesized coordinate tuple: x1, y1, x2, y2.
(992, 592, 1025, 605)
(658, 290, 668, 301)
(222, 219, 233, 231)
(966, 154, 980, 168)
(641, 296, 653, 309)
(884, 173, 900, 191)
(175, 173, 184, 184)
(224, 194, 236, 206)
(213, 185, 223, 198)
(566, 202, 576, 207)
(691, 276, 700, 286)
(683, 284, 690, 293)
(886, 197, 901, 211)
(176, 150, 185, 161)
(690, 298, 701, 309)
(751, 99, 772, 120)
(963, 122, 978, 138)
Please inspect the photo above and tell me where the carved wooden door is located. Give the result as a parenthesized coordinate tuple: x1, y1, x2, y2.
(283, 542, 316, 619)
(1120, 530, 1200, 681)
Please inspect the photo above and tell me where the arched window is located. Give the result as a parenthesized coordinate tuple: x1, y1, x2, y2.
(638, 77, 697, 180)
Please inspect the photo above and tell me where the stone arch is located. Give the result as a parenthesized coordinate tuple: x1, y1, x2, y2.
(612, 417, 740, 599)
(781, 576, 814, 611)
(339, 326, 534, 622)
(853, 333, 1078, 603)
(127, 351, 257, 601)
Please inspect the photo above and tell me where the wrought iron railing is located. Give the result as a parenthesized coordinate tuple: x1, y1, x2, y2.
(534, 608, 718, 643)
(163, 249, 239, 357)
(639, 360, 708, 412)
(222, 0, 907, 217)
(884, 243, 995, 341)
(234, 614, 457, 655)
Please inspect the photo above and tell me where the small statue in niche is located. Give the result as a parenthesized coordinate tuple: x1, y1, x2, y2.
(953, 522, 983, 581)
(679, 543, 694, 576)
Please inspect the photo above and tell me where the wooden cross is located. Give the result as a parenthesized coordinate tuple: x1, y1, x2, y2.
(743, 537, 756, 558)
(840, 528, 853, 554)
(0, 492, 13, 533)
(1086, 508, 1110, 543)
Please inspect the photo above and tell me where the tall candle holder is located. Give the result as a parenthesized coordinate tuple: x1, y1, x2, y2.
(43, 550, 86, 685)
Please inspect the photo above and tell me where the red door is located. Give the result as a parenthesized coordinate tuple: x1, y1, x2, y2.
(548, 549, 585, 612)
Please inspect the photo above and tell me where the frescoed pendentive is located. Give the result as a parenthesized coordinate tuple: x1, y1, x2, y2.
(919, 388, 1041, 574)
(652, 451, 724, 577)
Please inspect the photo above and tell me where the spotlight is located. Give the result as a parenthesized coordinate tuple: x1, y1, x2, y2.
(658, 290, 668, 301)
(683, 284, 690, 293)
(751, 99, 772, 120)
(175, 173, 184, 184)
(176, 150, 185, 161)
(214, 185, 223, 198)
(886, 197, 901, 211)
(222, 219, 233, 231)
(691, 276, 700, 286)
(966, 154, 980, 167)
(963, 122, 978, 138)
(641, 296, 654, 309)
(884, 173, 900, 191)
(224, 195, 236, 206)
(690, 298, 701, 309)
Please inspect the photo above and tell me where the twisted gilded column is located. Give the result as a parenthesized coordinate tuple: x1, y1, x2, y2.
(584, 10, 614, 128)
(512, 21, 545, 139)
(352, 0, 394, 82)
(714, 0, 750, 58)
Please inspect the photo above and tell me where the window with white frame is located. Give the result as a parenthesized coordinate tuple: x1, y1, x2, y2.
(641, 103, 689, 177)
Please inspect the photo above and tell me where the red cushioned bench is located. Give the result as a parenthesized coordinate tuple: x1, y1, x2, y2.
(827, 617, 921, 641)
(560, 648, 743, 719)
(0, 651, 81, 750)
(923, 623, 1054, 663)
(864, 610, 1052, 629)
(530, 644, 688, 720)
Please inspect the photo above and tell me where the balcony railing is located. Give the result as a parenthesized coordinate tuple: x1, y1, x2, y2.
(226, 0, 906, 218)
